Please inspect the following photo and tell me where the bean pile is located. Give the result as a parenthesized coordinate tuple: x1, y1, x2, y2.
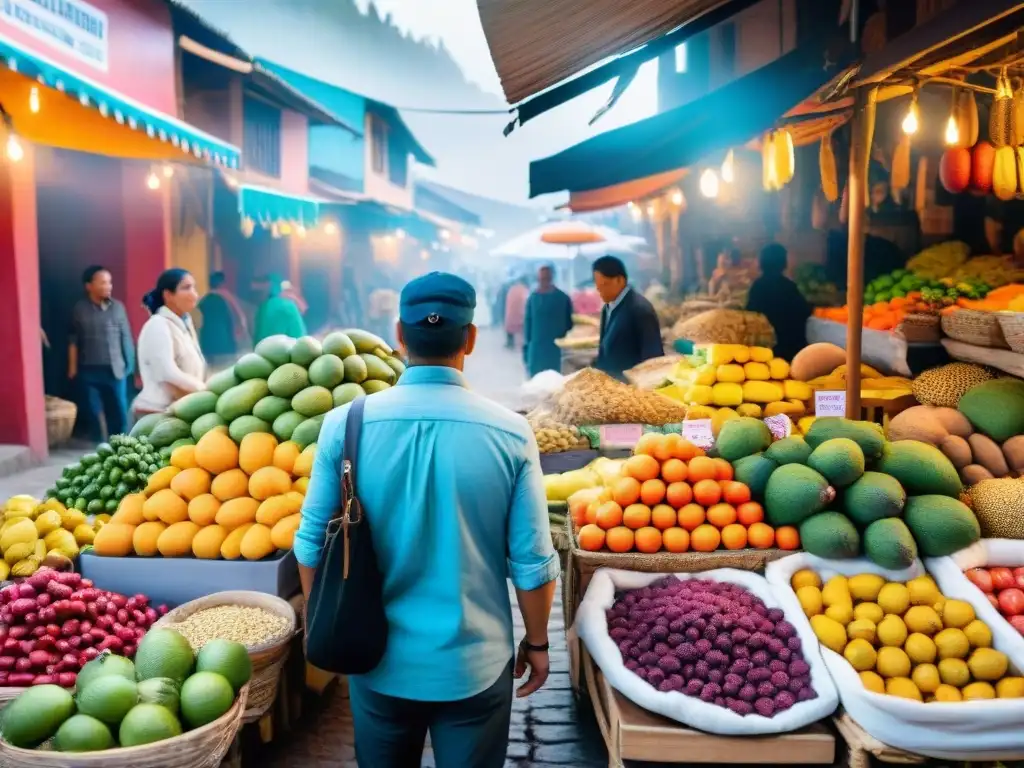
(173, 605, 291, 650)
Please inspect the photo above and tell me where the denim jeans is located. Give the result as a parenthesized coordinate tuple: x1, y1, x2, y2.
(78, 365, 128, 443)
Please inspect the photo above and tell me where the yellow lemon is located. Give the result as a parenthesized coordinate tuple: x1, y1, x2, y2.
(904, 606, 942, 636)
(962, 682, 996, 701)
(995, 677, 1024, 699)
(791, 569, 822, 590)
(797, 586, 824, 617)
(906, 575, 940, 606)
(885, 677, 923, 701)
(848, 573, 885, 602)
(904, 633, 937, 664)
(854, 602, 885, 624)
(967, 648, 1009, 681)
(876, 646, 912, 678)
(822, 575, 852, 607)
(963, 619, 993, 649)
(825, 602, 855, 625)
(937, 658, 970, 688)
(810, 614, 847, 654)
(911, 663, 941, 694)
(877, 583, 911, 616)
(877, 615, 908, 647)
(859, 670, 886, 694)
(933, 683, 962, 702)
(847, 619, 877, 644)
(934, 628, 970, 660)
(940, 599, 976, 630)
(844, 638, 878, 672)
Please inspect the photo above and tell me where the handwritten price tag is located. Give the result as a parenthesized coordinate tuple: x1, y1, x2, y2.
(682, 419, 714, 449)
(763, 414, 793, 440)
(599, 424, 643, 449)
(815, 390, 847, 417)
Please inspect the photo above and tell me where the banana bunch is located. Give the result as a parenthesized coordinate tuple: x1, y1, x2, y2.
(763, 129, 795, 191)
(906, 241, 970, 280)
(950, 255, 1024, 288)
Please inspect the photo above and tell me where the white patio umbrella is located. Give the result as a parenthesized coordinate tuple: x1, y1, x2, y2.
(490, 222, 647, 260)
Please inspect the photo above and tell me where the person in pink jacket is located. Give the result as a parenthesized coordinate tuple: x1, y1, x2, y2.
(503, 277, 529, 348)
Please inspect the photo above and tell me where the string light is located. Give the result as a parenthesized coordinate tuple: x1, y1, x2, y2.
(323, 221, 338, 235)
(145, 171, 160, 190)
(699, 168, 720, 198)
(395, 228, 406, 240)
(721, 149, 735, 184)
(28, 86, 39, 114)
(630, 205, 641, 221)
(645, 203, 656, 217)
(440, 228, 451, 240)
(162, 164, 174, 178)
(296, 225, 307, 238)
(901, 95, 919, 135)
(5, 135, 23, 162)
(670, 189, 684, 206)
(944, 115, 960, 146)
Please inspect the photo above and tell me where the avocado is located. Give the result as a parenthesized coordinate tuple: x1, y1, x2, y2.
(764, 464, 836, 527)
(764, 436, 812, 466)
(804, 418, 885, 460)
(732, 453, 777, 499)
(876, 440, 962, 497)
(903, 495, 981, 557)
(843, 471, 906, 527)
(863, 518, 918, 569)
(715, 417, 772, 462)
(799, 511, 861, 559)
(807, 437, 865, 487)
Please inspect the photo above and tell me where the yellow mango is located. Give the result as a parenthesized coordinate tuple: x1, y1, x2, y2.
(249, 466, 293, 501)
(783, 379, 812, 400)
(169, 468, 212, 502)
(239, 432, 279, 475)
(187, 494, 221, 526)
(692, 364, 717, 386)
(215, 497, 260, 530)
(769, 358, 791, 380)
(194, 429, 239, 475)
(749, 346, 774, 363)
(221, 523, 255, 560)
(798, 416, 816, 435)
(192, 524, 230, 559)
(133, 521, 168, 557)
(731, 346, 751, 363)
(711, 382, 743, 407)
(271, 514, 302, 550)
(684, 385, 713, 406)
(736, 403, 763, 418)
(211, 469, 250, 501)
(144, 489, 189, 525)
(92, 523, 136, 557)
(256, 493, 304, 526)
(111, 493, 146, 526)
(743, 362, 770, 381)
(764, 401, 806, 418)
(293, 445, 316, 478)
(742, 380, 785, 404)
(712, 408, 739, 437)
(292, 477, 309, 494)
(157, 521, 201, 557)
(170, 445, 199, 470)
(703, 344, 734, 365)
(685, 405, 715, 420)
(715, 364, 745, 384)
(144, 466, 181, 496)
(240, 524, 276, 561)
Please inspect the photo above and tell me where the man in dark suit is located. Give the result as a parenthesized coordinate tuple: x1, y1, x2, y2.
(592, 256, 663, 380)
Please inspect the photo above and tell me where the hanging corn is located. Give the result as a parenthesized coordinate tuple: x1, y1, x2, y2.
(960, 90, 980, 147)
(774, 128, 795, 187)
(989, 70, 1013, 147)
(891, 134, 912, 198)
(914, 157, 928, 214)
(819, 131, 838, 202)
(1012, 78, 1024, 147)
(762, 131, 778, 191)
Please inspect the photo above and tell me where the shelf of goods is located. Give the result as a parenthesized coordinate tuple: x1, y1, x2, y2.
(805, 317, 946, 378)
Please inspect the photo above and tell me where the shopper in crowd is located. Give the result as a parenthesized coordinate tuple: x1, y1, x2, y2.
(492, 270, 513, 331)
(592, 255, 663, 381)
(280, 279, 309, 316)
(571, 280, 602, 315)
(707, 244, 748, 296)
(503, 275, 529, 348)
(296, 271, 557, 767)
(197, 272, 248, 366)
(132, 269, 206, 419)
(523, 264, 573, 378)
(68, 265, 135, 442)
(254, 273, 307, 343)
(746, 243, 811, 362)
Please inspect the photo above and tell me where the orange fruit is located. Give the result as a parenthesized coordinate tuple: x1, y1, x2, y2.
(605, 526, 635, 553)
(722, 481, 751, 506)
(687, 455, 717, 482)
(661, 458, 688, 484)
(673, 438, 699, 461)
(721, 523, 748, 550)
(585, 501, 600, 526)
(623, 503, 652, 530)
(652, 436, 675, 462)
(578, 524, 606, 551)
(624, 454, 660, 483)
(634, 433, 663, 457)
(634, 526, 663, 554)
(677, 503, 705, 531)
(775, 525, 800, 550)
(747, 522, 775, 549)
(706, 503, 737, 528)
(736, 501, 764, 525)
(651, 504, 678, 531)
(690, 524, 721, 552)
(692, 478, 722, 507)
(665, 481, 693, 509)
(594, 501, 624, 530)
(662, 526, 690, 553)
(611, 477, 642, 507)
(640, 478, 666, 506)
(712, 458, 734, 481)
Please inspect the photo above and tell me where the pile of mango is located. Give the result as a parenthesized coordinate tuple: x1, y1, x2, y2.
(0, 495, 100, 577)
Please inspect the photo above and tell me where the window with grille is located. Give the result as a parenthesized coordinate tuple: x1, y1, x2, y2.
(370, 114, 388, 175)
(243, 95, 282, 177)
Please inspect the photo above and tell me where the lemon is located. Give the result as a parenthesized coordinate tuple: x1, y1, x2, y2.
(963, 619, 993, 649)
(791, 569, 822, 590)
(967, 648, 1008, 681)
(854, 602, 885, 624)
(877, 583, 911, 616)
(885, 677, 923, 701)
(938, 658, 970, 687)
(847, 619, 877, 643)
(877, 615, 908, 647)
(859, 670, 886, 694)
(906, 576, 940, 606)
(962, 682, 996, 701)
(797, 586, 824, 618)
(810, 614, 848, 654)
(825, 603, 855, 625)
(904, 633, 937, 664)
(848, 573, 885, 602)
(844, 638, 878, 671)
(934, 628, 970, 660)
(940, 599, 975, 630)
(904, 606, 942, 636)
(822, 575, 852, 607)
(911, 663, 941, 694)
(933, 683, 963, 702)
(877, 646, 912, 678)
(932, 597, 946, 615)
(995, 677, 1024, 699)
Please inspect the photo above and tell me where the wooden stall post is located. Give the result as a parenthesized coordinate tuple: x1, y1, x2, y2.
(845, 85, 878, 418)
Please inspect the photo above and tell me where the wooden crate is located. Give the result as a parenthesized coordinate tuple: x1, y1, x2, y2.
(579, 645, 836, 768)
(833, 714, 925, 768)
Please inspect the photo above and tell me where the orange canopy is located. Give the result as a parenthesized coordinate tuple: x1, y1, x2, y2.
(539, 222, 606, 245)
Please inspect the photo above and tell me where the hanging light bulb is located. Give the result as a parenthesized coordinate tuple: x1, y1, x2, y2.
(162, 164, 174, 178)
(646, 203, 656, 217)
(944, 115, 960, 146)
(721, 149, 735, 184)
(28, 86, 39, 114)
(901, 96, 919, 135)
(145, 171, 160, 190)
(699, 168, 720, 198)
(324, 221, 338, 235)
(296, 225, 307, 238)
(395, 227, 406, 240)
(5, 135, 23, 162)
(630, 204, 642, 221)
(670, 188, 684, 206)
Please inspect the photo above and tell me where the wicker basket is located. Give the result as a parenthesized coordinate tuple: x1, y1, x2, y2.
(0, 684, 247, 767)
(941, 309, 1009, 349)
(154, 591, 297, 722)
(996, 312, 1024, 354)
(44, 397, 77, 448)
(897, 313, 941, 343)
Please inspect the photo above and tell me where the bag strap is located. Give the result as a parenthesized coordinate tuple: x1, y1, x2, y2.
(336, 397, 367, 582)
(344, 396, 366, 487)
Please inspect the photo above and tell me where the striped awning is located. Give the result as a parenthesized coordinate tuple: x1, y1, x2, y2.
(237, 184, 320, 227)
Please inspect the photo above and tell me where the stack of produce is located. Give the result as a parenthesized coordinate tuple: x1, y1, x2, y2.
(670, 294, 748, 329)
(968, 478, 1024, 539)
(48, 435, 166, 514)
(727, 417, 981, 568)
(608, 575, 819, 715)
(789, 343, 914, 393)
(1, 628, 251, 752)
(133, 329, 403, 452)
(670, 309, 775, 348)
(905, 242, 971, 281)
(908, 241, 1024, 289)
(572, 430, 800, 554)
(528, 412, 590, 454)
(911, 363, 993, 408)
(949, 283, 1024, 312)
(794, 264, 840, 307)
(0, 497, 98, 578)
(0, 568, 166, 687)
(551, 368, 688, 426)
(863, 269, 990, 306)
(799, 570, 1022, 702)
(964, 567, 1024, 635)
(555, 315, 601, 351)
(92, 429, 311, 561)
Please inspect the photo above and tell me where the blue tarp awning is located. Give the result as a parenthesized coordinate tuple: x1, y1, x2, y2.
(529, 37, 851, 197)
(237, 184, 320, 226)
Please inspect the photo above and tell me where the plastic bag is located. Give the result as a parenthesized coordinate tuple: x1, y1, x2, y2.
(576, 567, 838, 735)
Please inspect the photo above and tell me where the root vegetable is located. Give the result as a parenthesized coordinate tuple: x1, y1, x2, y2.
(9, 673, 34, 686)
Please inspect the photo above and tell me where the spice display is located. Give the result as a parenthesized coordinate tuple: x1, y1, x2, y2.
(172, 605, 291, 650)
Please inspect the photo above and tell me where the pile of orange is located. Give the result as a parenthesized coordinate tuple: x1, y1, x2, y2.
(574, 433, 800, 555)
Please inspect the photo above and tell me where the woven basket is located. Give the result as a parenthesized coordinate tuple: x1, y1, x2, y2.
(0, 684, 247, 767)
(897, 313, 941, 343)
(941, 309, 1009, 349)
(996, 312, 1024, 354)
(44, 397, 77, 448)
(154, 591, 297, 722)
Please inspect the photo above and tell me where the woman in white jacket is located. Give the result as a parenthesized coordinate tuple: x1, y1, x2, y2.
(132, 268, 206, 419)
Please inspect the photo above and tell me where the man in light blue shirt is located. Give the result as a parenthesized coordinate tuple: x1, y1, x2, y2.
(296, 272, 560, 768)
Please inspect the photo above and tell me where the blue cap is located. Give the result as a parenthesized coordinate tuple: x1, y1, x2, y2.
(400, 272, 476, 327)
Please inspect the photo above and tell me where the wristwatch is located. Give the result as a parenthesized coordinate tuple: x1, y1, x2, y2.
(520, 638, 550, 652)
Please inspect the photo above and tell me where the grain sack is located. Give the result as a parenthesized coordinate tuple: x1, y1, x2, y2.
(672, 309, 776, 347)
(553, 368, 688, 426)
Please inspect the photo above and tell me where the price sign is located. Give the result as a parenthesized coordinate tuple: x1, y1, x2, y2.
(763, 414, 793, 440)
(682, 419, 714, 449)
(815, 390, 847, 417)
(599, 424, 643, 449)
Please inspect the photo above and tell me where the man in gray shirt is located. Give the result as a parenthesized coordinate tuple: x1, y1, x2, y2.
(69, 266, 135, 442)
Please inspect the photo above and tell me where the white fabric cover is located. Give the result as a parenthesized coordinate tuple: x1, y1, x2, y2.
(576, 567, 838, 735)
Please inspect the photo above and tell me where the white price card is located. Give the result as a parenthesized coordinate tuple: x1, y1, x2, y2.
(815, 390, 847, 417)
(682, 419, 714, 449)
(598, 424, 643, 449)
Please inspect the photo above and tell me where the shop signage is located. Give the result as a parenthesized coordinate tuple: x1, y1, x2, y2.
(815, 390, 847, 417)
(682, 419, 714, 449)
(2, 0, 109, 71)
(598, 424, 643, 449)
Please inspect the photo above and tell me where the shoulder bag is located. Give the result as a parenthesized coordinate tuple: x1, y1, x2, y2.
(304, 397, 388, 674)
